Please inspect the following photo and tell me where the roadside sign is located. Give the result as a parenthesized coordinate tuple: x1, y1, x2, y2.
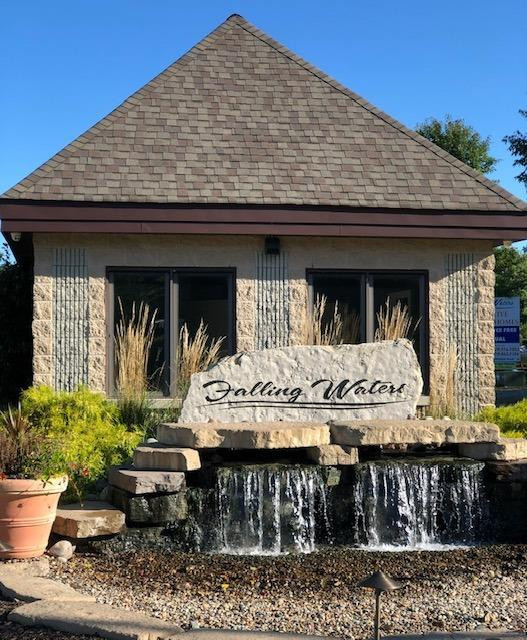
(495, 297, 521, 368)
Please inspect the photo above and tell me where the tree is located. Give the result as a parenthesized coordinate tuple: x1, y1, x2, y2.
(503, 110, 527, 188)
(0, 240, 32, 407)
(494, 246, 527, 341)
(416, 116, 497, 174)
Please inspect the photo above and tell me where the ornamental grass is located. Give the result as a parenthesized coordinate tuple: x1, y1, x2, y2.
(176, 320, 225, 398)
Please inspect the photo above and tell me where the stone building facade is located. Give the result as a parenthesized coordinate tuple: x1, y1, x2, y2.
(2, 14, 526, 415)
(31, 233, 495, 413)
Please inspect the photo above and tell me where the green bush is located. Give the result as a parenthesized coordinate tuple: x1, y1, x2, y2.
(476, 399, 527, 439)
(20, 386, 142, 500)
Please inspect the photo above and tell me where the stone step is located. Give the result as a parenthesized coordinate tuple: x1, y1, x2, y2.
(0, 573, 94, 603)
(157, 421, 330, 449)
(108, 467, 186, 495)
(52, 501, 125, 539)
(459, 438, 527, 461)
(133, 444, 201, 471)
(330, 420, 500, 447)
(9, 599, 182, 640)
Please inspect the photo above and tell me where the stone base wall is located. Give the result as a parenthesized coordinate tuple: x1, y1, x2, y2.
(32, 233, 495, 411)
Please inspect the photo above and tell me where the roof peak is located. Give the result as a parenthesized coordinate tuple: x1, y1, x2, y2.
(2, 15, 525, 211)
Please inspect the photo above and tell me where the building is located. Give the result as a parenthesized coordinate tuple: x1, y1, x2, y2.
(2, 15, 526, 414)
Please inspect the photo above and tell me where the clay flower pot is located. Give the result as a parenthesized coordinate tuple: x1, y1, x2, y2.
(0, 475, 68, 559)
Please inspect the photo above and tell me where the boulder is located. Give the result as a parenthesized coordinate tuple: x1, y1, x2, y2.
(179, 341, 423, 423)
(330, 420, 500, 447)
(108, 467, 186, 495)
(52, 502, 125, 538)
(459, 438, 527, 461)
(157, 421, 330, 449)
(306, 444, 358, 465)
(133, 444, 201, 471)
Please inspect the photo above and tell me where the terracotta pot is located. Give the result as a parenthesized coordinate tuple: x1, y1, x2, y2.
(0, 475, 68, 559)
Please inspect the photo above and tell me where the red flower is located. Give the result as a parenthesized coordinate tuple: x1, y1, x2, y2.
(81, 468, 90, 478)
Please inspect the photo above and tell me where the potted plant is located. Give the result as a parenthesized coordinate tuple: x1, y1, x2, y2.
(0, 406, 68, 559)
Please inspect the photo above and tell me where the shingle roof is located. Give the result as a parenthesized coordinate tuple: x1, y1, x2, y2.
(3, 14, 525, 211)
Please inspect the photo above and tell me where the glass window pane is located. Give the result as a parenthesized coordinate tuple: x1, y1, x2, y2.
(178, 273, 232, 355)
(372, 274, 422, 359)
(311, 274, 362, 343)
(113, 271, 166, 391)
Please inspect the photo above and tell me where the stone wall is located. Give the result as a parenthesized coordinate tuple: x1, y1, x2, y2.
(32, 233, 495, 410)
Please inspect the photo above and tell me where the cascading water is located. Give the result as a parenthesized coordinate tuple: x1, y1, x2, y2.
(213, 465, 332, 555)
(351, 458, 488, 549)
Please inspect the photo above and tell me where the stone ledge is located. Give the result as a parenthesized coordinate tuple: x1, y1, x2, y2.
(158, 421, 331, 449)
(330, 420, 500, 447)
(133, 444, 201, 471)
(108, 467, 186, 495)
(52, 501, 125, 538)
(8, 599, 182, 640)
(459, 438, 527, 461)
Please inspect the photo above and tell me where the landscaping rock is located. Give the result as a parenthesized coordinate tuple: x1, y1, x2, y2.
(0, 557, 50, 578)
(8, 599, 182, 639)
(158, 422, 331, 449)
(133, 444, 201, 471)
(185, 631, 329, 639)
(330, 420, 500, 447)
(47, 540, 75, 560)
(108, 467, 186, 495)
(52, 501, 125, 538)
(459, 438, 527, 461)
(306, 444, 358, 465)
(108, 487, 188, 525)
(179, 341, 423, 422)
(0, 574, 93, 602)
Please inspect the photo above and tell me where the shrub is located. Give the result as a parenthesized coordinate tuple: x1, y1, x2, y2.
(476, 399, 527, 438)
(20, 386, 142, 500)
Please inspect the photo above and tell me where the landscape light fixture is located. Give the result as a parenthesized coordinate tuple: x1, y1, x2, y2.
(358, 570, 403, 640)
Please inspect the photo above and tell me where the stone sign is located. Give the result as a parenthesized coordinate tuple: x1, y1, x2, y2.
(179, 339, 423, 423)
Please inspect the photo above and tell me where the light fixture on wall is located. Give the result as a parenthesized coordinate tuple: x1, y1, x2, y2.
(10, 232, 21, 242)
(264, 236, 280, 255)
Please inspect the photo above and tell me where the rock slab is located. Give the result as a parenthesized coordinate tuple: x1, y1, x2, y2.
(0, 573, 93, 602)
(108, 467, 186, 495)
(133, 444, 201, 471)
(306, 444, 358, 465)
(179, 341, 423, 422)
(330, 420, 500, 446)
(158, 422, 330, 449)
(459, 438, 527, 461)
(52, 501, 125, 538)
(8, 599, 182, 640)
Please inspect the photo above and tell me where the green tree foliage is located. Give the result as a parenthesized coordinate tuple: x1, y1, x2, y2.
(503, 109, 527, 188)
(416, 116, 497, 174)
(0, 241, 32, 407)
(494, 246, 527, 341)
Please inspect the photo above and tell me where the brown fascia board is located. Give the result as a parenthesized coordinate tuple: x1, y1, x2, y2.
(1, 201, 527, 241)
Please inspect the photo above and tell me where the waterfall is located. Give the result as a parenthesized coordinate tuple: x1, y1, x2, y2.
(352, 459, 487, 549)
(214, 465, 332, 555)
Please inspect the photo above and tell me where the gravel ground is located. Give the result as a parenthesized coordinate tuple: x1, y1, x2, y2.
(46, 545, 527, 639)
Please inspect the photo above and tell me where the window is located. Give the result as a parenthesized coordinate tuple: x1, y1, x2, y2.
(108, 269, 235, 396)
(308, 270, 428, 389)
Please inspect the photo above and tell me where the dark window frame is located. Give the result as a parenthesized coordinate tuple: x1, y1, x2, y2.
(106, 267, 236, 397)
(306, 268, 429, 392)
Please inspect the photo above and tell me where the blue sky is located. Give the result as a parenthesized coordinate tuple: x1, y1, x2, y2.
(1, 0, 526, 201)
